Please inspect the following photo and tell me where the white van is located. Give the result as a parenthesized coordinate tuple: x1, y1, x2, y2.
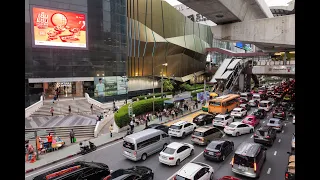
(252, 93, 261, 102)
(123, 129, 170, 161)
(240, 92, 253, 101)
(258, 100, 273, 112)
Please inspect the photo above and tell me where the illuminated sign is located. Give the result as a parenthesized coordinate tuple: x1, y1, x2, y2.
(32, 7, 87, 49)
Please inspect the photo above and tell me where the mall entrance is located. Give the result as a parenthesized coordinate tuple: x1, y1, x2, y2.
(44, 81, 84, 99)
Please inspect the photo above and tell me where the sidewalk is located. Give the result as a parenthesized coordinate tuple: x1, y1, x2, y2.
(25, 106, 202, 173)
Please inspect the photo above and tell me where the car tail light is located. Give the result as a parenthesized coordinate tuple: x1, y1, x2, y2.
(254, 162, 257, 172)
(215, 152, 221, 155)
(103, 175, 111, 180)
(169, 157, 174, 160)
(204, 149, 208, 153)
(285, 172, 289, 179)
(133, 151, 137, 156)
(266, 135, 270, 138)
(200, 138, 204, 142)
(276, 126, 281, 129)
(173, 175, 177, 180)
(254, 133, 257, 137)
(231, 157, 234, 166)
(282, 112, 285, 115)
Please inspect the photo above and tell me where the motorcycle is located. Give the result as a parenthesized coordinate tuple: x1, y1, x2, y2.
(79, 141, 97, 155)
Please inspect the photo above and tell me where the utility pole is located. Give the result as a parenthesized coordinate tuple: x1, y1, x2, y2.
(161, 68, 164, 98)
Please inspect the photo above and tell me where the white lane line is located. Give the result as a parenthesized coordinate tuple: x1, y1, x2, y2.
(263, 121, 265, 123)
(285, 123, 287, 126)
(167, 152, 204, 180)
(274, 151, 277, 156)
(25, 140, 123, 178)
(282, 130, 284, 133)
(278, 139, 281, 143)
(267, 168, 272, 174)
(250, 135, 253, 138)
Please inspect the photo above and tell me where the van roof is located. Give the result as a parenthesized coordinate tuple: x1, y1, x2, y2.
(172, 121, 188, 126)
(194, 126, 214, 133)
(260, 100, 270, 103)
(235, 142, 261, 157)
(124, 129, 162, 140)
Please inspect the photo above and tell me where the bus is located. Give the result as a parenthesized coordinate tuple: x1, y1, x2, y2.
(208, 94, 240, 115)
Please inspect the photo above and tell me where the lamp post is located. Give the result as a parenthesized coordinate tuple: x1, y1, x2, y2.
(153, 63, 168, 114)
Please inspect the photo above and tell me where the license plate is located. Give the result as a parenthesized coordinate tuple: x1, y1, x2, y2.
(208, 152, 214, 155)
(238, 165, 248, 171)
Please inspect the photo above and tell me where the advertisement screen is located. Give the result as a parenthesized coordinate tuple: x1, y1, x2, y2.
(32, 7, 87, 49)
(94, 77, 127, 97)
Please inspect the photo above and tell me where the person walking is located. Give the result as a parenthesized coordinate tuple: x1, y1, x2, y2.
(90, 104, 93, 114)
(47, 133, 53, 149)
(69, 129, 75, 143)
(50, 107, 54, 116)
(159, 110, 163, 122)
(68, 105, 71, 114)
(109, 124, 113, 137)
(130, 119, 134, 132)
(145, 116, 148, 129)
(171, 109, 175, 119)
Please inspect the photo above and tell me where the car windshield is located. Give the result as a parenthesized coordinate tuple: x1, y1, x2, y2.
(214, 117, 224, 121)
(233, 110, 240, 113)
(175, 175, 191, 180)
(259, 103, 267, 107)
(245, 117, 253, 121)
(228, 124, 237, 128)
(193, 131, 204, 137)
(196, 115, 205, 119)
(274, 109, 282, 113)
(123, 141, 135, 150)
(234, 154, 254, 168)
(257, 130, 266, 136)
(208, 143, 222, 150)
(240, 104, 246, 108)
(170, 125, 182, 129)
(210, 101, 221, 106)
(240, 94, 247, 98)
(269, 120, 276, 124)
(162, 147, 176, 154)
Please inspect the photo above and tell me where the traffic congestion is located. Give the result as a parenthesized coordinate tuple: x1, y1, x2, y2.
(28, 79, 295, 180)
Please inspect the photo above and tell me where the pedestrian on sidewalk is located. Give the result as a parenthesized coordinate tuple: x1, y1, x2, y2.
(68, 105, 71, 114)
(130, 119, 134, 132)
(145, 116, 148, 129)
(109, 124, 113, 137)
(159, 110, 163, 122)
(90, 104, 93, 114)
(47, 133, 53, 149)
(50, 107, 54, 116)
(171, 109, 175, 119)
(70, 129, 75, 143)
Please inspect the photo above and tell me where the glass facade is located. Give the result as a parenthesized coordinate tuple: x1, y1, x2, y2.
(127, 0, 212, 77)
(25, 0, 127, 106)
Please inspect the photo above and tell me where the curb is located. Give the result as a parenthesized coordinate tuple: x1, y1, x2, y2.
(25, 109, 202, 174)
(25, 136, 124, 174)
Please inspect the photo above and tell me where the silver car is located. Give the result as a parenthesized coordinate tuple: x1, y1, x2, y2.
(266, 118, 283, 132)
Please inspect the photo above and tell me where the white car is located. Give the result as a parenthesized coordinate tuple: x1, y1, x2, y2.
(224, 122, 254, 136)
(293, 115, 295, 124)
(159, 142, 194, 166)
(168, 121, 197, 138)
(258, 100, 273, 112)
(174, 162, 214, 180)
(230, 108, 247, 118)
(248, 100, 258, 107)
(212, 114, 234, 127)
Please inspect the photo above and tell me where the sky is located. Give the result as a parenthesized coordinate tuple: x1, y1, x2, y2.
(165, 0, 292, 7)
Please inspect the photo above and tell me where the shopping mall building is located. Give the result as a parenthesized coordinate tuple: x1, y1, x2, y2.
(25, 0, 213, 107)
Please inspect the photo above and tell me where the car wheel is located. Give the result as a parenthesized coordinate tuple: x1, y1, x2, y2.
(176, 159, 180, 166)
(221, 155, 226, 161)
(182, 132, 186, 138)
(236, 132, 240, 136)
(250, 129, 253, 133)
(141, 153, 147, 161)
(210, 173, 214, 180)
(190, 149, 194, 156)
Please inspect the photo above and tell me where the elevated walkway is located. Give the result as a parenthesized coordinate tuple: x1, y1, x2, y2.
(179, 0, 273, 25)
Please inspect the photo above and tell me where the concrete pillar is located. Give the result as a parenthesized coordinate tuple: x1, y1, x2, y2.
(245, 74, 252, 91)
(283, 52, 287, 65)
(239, 74, 245, 92)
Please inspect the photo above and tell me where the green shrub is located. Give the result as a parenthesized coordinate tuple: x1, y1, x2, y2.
(114, 98, 169, 128)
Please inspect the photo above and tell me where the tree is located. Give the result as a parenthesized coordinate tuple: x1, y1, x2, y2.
(163, 79, 174, 92)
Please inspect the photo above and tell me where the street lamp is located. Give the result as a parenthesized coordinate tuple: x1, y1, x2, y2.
(152, 63, 168, 114)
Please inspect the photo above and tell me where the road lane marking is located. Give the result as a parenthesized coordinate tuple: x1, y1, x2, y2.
(278, 139, 281, 143)
(285, 123, 287, 126)
(25, 140, 123, 178)
(267, 168, 271, 174)
(282, 130, 284, 133)
(250, 135, 253, 138)
(263, 121, 265, 123)
(167, 152, 204, 180)
(274, 151, 277, 156)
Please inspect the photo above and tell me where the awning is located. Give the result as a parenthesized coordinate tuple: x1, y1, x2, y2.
(164, 96, 192, 104)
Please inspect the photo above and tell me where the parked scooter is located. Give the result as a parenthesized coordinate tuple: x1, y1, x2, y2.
(79, 141, 97, 155)
(125, 128, 134, 136)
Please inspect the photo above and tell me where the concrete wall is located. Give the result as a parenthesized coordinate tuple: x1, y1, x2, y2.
(211, 15, 295, 46)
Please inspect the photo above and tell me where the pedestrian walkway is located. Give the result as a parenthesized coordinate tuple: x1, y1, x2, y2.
(25, 106, 202, 173)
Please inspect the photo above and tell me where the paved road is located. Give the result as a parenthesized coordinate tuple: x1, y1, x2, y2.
(25, 107, 294, 180)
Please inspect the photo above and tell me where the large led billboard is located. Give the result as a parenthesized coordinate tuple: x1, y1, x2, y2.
(31, 7, 88, 49)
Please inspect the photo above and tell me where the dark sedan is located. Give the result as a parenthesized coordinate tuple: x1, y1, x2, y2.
(253, 109, 266, 119)
(145, 124, 169, 134)
(203, 140, 234, 162)
(193, 114, 214, 126)
(105, 166, 154, 180)
(272, 108, 286, 120)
